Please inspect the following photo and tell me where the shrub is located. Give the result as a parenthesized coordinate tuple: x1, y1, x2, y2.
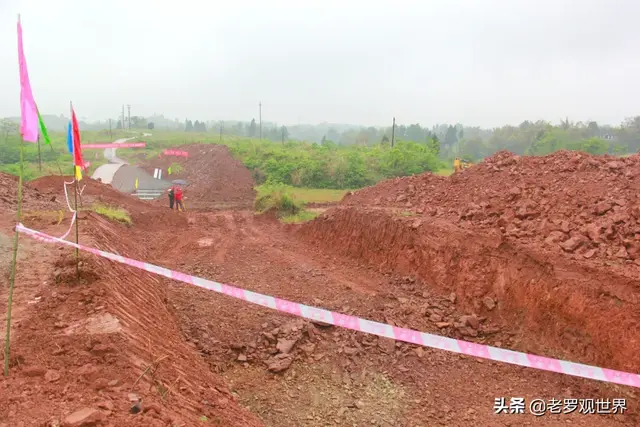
(254, 184, 302, 216)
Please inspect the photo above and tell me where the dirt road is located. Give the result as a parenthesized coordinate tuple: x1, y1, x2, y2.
(1, 147, 638, 426)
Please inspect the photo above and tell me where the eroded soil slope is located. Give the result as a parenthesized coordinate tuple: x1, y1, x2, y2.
(0, 178, 263, 426)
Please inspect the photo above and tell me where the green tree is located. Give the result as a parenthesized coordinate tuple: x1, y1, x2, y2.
(428, 135, 440, 156)
(248, 119, 257, 137)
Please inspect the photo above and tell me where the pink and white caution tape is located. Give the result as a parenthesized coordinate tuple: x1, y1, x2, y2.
(14, 223, 640, 389)
(57, 212, 77, 240)
(81, 143, 146, 149)
(162, 149, 189, 157)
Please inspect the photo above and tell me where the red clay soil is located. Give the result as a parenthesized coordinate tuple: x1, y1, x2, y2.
(2, 154, 639, 426)
(299, 206, 640, 374)
(300, 150, 640, 374)
(141, 144, 256, 210)
(28, 175, 152, 215)
(25, 175, 185, 230)
(139, 210, 636, 426)
(342, 150, 640, 267)
(0, 212, 263, 426)
(0, 172, 62, 213)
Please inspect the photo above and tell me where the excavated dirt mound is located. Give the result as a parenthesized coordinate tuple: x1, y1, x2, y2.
(343, 150, 640, 267)
(0, 213, 264, 427)
(141, 144, 256, 210)
(28, 175, 151, 214)
(0, 172, 62, 212)
(25, 175, 186, 230)
(2, 167, 637, 426)
(302, 150, 640, 375)
(299, 206, 640, 375)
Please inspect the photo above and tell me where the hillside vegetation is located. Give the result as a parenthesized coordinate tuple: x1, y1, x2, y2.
(2, 115, 640, 189)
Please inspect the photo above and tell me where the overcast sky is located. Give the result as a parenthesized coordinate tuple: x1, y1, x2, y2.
(1, 0, 639, 128)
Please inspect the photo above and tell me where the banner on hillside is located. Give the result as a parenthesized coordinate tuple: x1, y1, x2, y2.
(163, 149, 189, 158)
(82, 143, 146, 149)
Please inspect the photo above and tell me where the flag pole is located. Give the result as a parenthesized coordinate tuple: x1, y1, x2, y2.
(71, 101, 79, 279)
(5, 11, 25, 377)
(4, 137, 25, 376)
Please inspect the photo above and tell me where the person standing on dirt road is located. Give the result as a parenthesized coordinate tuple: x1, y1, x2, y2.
(168, 187, 175, 209)
(174, 186, 185, 211)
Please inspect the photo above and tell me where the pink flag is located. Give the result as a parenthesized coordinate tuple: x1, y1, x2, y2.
(17, 17, 39, 143)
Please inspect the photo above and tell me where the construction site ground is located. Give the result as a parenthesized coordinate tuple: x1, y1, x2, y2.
(0, 147, 638, 427)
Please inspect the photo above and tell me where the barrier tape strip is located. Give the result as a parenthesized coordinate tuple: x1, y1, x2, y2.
(57, 212, 76, 240)
(14, 223, 640, 389)
(82, 143, 146, 149)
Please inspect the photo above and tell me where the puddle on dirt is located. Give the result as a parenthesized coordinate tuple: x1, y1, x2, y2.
(225, 362, 405, 427)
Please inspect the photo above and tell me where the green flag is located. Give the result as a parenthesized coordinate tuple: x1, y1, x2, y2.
(36, 108, 50, 145)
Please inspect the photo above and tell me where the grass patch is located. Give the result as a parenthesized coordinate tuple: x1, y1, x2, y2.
(256, 184, 350, 204)
(287, 187, 351, 203)
(255, 184, 337, 223)
(434, 167, 454, 176)
(281, 210, 320, 224)
(90, 203, 131, 224)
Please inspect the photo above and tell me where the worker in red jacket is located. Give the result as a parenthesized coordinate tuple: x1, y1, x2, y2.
(174, 185, 185, 211)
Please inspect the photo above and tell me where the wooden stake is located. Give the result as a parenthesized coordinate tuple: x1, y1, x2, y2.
(4, 138, 25, 376)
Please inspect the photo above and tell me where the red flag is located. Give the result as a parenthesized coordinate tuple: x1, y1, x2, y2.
(70, 107, 85, 170)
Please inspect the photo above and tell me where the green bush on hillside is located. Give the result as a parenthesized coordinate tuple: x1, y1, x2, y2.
(254, 184, 302, 216)
(229, 139, 442, 189)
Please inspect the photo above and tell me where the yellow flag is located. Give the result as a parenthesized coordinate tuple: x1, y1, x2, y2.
(135, 178, 139, 189)
(168, 167, 172, 175)
(75, 165, 83, 181)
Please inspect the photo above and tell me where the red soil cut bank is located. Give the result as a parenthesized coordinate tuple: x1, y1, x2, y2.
(343, 150, 640, 267)
(299, 206, 640, 375)
(300, 150, 640, 375)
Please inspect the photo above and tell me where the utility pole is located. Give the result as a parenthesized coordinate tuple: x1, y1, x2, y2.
(121, 105, 125, 131)
(391, 117, 396, 148)
(259, 102, 262, 141)
(108, 119, 112, 139)
(281, 125, 285, 144)
(220, 121, 223, 142)
(127, 104, 131, 130)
